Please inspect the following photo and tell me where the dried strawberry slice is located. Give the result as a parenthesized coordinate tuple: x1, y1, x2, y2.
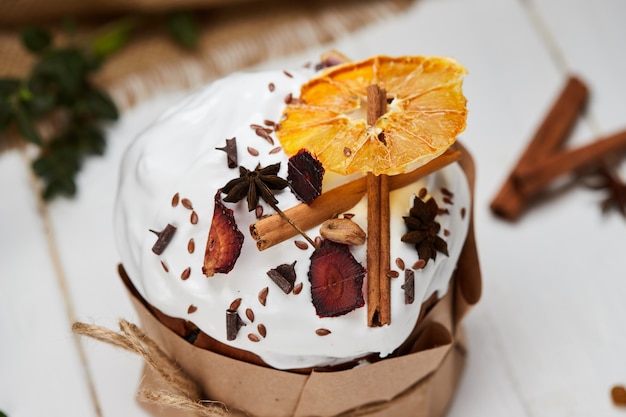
(203, 190, 244, 277)
(308, 240, 365, 317)
(287, 149, 324, 204)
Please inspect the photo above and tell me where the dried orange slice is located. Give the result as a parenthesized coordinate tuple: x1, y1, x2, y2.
(276, 55, 467, 176)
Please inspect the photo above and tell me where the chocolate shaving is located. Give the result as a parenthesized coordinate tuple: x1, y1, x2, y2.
(316, 328, 331, 336)
(226, 309, 246, 341)
(257, 324, 267, 338)
(160, 260, 169, 272)
(171, 193, 180, 207)
(216, 137, 238, 169)
(248, 333, 261, 342)
(187, 305, 197, 314)
(269, 146, 282, 155)
(150, 223, 177, 255)
(401, 269, 415, 304)
(247, 146, 259, 156)
(293, 282, 303, 295)
(268, 82, 275, 92)
(190, 211, 199, 224)
(267, 261, 297, 294)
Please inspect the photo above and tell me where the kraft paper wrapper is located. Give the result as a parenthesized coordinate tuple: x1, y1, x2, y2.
(124, 143, 481, 417)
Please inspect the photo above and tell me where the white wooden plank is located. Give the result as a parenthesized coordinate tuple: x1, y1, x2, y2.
(46, 92, 186, 417)
(529, 0, 626, 134)
(0, 150, 96, 417)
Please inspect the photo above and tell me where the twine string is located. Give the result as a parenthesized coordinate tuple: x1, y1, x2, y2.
(72, 320, 229, 417)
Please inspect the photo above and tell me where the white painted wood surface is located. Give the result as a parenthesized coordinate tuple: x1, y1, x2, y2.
(1, 0, 625, 415)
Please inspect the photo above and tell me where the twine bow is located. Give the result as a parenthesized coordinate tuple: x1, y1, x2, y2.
(72, 320, 229, 417)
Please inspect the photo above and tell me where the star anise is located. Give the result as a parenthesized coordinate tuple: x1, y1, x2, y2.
(401, 196, 448, 265)
(222, 163, 288, 211)
(221, 162, 318, 248)
(583, 163, 626, 218)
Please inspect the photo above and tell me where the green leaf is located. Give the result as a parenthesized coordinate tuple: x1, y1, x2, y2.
(166, 11, 199, 49)
(24, 91, 55, 117)
(13, 104, 42, 145)
(20, 27, 52, 54)
(32, 155, 54, 177)
(0, 78, 20, 98)
(0, 98, 12, 128)
(90, 18, 135, 58)
(43, 176, 77, 200)
(62, 17, 77, 36)
(33, 49, 88, 100)
(83, 88, 119, 120)
(0, 410, 8, 417)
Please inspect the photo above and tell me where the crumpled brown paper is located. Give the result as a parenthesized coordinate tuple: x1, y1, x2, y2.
(121, 143, 481, 417)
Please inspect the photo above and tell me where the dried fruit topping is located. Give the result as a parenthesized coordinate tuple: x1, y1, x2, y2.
(401, 196, 449, 265)
(319, 218, 366, 246)
(203, 191, 245, 277)
(287, 149, 325, 204)
(308, 240, 365, 317)
(216, 137, 238, 169)
(267, 261, 297, 294)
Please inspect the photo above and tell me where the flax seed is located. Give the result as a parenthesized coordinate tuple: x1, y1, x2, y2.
(181, 267, 191, 280)
(181, 198, 193, 210)
(258, 287, 269, 306)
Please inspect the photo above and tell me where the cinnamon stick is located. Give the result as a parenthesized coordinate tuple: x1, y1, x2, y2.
(364, 84, 391, 326)
(490, 76, 589, 220)
(515, 128, 626, 197)
(250, 149, 461, 250)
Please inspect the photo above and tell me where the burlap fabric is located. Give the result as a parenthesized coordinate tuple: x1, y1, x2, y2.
(0, 0, 414, 149)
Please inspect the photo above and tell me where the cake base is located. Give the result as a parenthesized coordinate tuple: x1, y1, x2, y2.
(122, 143, 481, 417)
(125, 272, 470, 417)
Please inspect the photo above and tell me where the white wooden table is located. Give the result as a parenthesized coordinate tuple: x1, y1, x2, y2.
(2, 0, 626, 415)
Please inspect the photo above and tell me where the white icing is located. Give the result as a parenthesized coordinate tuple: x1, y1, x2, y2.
(114, 67, 470, 370)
